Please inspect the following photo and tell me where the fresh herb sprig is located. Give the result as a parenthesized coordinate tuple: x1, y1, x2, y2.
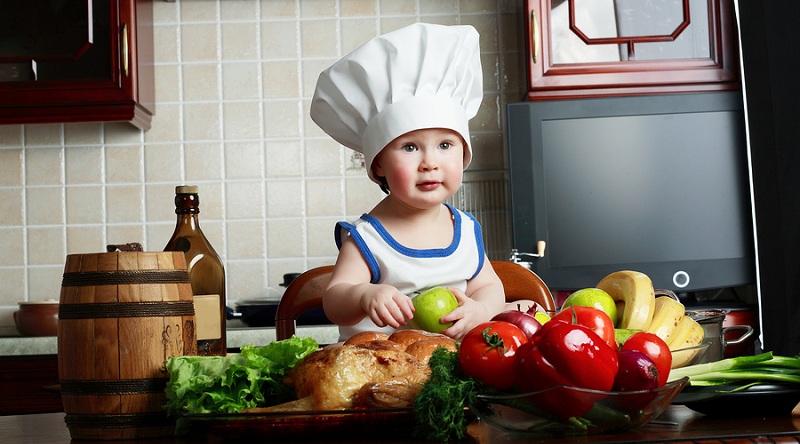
(413, 347, 479, 441)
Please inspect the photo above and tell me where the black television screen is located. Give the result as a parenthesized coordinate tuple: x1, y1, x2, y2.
(507, 92, 756, 293)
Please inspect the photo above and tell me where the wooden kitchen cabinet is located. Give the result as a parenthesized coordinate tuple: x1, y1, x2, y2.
(0, 355, 62, 416)
(525, 0, 740, 99)
(0, 0, 154, 130)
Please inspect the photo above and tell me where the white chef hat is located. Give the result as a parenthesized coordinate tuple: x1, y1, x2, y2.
(310, 22, 483, 184)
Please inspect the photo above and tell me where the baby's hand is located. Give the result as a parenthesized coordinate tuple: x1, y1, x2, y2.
(359, 284, 415, 329)
(440, 288, 491, 340)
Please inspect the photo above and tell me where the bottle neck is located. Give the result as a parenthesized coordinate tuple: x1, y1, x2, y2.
(174, 213, 201, 231)
(175, 193, 200, 215)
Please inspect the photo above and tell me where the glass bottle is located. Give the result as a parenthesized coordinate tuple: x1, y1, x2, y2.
(164, 185, 227, 356)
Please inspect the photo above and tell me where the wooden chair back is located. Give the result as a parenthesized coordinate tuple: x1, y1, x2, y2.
(274, 261, 555, 341)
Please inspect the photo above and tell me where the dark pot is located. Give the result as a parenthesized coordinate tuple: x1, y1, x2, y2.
(14, 301, 59, 336)
(227, 273, 331, 328)
(231, 300, 331, 328)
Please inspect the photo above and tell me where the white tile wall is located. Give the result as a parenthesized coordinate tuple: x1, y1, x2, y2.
(0, 0, 525, 334)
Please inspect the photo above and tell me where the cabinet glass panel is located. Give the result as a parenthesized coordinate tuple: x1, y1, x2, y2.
(0, 0, 111, 83)
(551, 0, 711, 64)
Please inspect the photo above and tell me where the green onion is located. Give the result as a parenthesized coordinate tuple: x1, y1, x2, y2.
(668, 352, 800, 386)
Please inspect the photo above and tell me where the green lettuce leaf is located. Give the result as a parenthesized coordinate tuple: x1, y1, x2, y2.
(164, 336, 319, 415)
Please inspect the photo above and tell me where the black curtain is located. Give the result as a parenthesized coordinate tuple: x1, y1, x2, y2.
(737, 0, 800, 355)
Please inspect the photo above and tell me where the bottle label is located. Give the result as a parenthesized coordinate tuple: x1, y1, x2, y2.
(193, 294, 222, 341)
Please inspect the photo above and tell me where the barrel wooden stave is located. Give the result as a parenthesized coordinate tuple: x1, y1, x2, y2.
(58, 251, 196, 440)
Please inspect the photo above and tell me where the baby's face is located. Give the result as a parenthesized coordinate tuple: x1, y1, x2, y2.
(372, 128, 465, 208)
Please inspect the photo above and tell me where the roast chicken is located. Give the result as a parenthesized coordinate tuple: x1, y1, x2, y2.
(252, 330, 456, 412)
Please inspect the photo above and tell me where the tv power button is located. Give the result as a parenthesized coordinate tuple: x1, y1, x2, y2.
(673, 271, 690, 288)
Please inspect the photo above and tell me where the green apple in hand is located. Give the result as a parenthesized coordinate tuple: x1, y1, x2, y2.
(561, 287, 619, 326)
(409, 287, 459, 334)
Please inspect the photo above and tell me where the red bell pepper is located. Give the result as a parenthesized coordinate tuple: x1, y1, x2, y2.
(514, 321, 619, 420)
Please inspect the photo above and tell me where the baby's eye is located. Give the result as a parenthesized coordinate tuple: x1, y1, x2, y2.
(402, 144, 417, 152)
(439, 141, 452, 150)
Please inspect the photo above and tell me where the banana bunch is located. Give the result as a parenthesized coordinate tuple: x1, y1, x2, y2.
(665, 316, 705, 368)
(596, 270, 704, 368)
(596, 270, 655, 331)
(648, 295, 685, 345)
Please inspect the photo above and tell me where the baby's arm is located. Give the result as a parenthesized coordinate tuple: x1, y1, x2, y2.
(323, 238, 415, 328)
(440, 258, 505, 339)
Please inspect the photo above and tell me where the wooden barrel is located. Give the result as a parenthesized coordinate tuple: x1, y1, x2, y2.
(58, 251, 197, 440)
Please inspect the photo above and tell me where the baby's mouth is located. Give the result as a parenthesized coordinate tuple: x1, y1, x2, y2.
(417, 180, 441, 190)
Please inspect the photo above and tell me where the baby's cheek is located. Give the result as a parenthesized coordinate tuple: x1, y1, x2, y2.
(385, 167, 416, 187)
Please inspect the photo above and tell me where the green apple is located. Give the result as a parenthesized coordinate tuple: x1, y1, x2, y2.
(614, 328, 641, 347)
(409, 287, 459, 334)
(533, 311, 551, 324)
(561, 288, 619, 326)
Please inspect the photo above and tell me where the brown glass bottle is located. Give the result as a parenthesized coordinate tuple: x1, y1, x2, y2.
(164, 185, 227, 356)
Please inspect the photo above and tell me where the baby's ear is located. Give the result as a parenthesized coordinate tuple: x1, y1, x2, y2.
(376, 176, 390, 194)
(370, 156, 390, 193)
(371, 156, 383, 176)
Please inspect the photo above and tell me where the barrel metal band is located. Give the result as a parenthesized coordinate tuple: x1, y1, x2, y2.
(61, 269, 190, 287)
(60, 378, 168, 395)
(64, 412, 175, 429)
(58, 301, 195, 319)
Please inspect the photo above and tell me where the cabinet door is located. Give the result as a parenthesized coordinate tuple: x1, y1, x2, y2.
(0, 0, 154, 129)
(0, 355, 62, 415)
(526, 0, 739, 99)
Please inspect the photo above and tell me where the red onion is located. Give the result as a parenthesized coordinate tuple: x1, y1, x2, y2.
(491, 310, 542, 341)
(612, 350, 659, 392)
(525, 301, 546, 315)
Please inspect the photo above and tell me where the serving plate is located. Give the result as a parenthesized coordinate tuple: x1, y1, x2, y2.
(181, 408, 415, 441)
(673, 383, 800, 417)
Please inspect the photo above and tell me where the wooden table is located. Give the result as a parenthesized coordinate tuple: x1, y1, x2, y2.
(3, 407, 800, 443)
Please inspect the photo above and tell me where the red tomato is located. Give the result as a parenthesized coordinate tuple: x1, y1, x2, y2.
(550, 306, 617, 350)
(621, 332, 672, 387)
(458, 321, 528, 390)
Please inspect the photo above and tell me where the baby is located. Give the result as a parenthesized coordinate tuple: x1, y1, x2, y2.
(310, 23, 505, 341)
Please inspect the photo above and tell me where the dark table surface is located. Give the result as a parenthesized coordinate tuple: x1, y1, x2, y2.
(3, 406, 800, 444)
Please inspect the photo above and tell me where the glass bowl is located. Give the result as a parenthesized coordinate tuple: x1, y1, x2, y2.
(671, 342, 710, 369)
(469, 377, 688, 436)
